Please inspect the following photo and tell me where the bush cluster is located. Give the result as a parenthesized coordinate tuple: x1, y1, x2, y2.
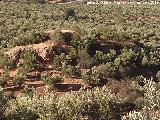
(0, 76, 7, 88)
(2, 78, 158, 120)
(122, 79, 160, 120)
(14, 32, 48, 46)
(62, 65, 81, 77)
(12, 74, 26, 87)
(0, 53, 15, 69)
(41, 75, 63, 88)
(4, 86, 124, 120)
(19, 50, 43, 72)
(0, 3, 159, 120)
(0, 87, 7, 120)
(0, 68, 9, 87)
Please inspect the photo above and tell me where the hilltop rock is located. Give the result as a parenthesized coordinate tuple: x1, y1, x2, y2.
(5, 40, 59, 64)
(5, 29, 79, 66)
(45, 29, 80, 45)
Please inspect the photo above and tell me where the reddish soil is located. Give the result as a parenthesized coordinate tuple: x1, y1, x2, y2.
(1, 35, 87, 97)
(0, 67, 87, 97)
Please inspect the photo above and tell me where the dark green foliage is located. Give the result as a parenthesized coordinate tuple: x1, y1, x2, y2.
(41, 75, 63, 88)
(109, 101, 136, 120)
(63, 53, 77, 66)
(16, 67, 29, 77)
(59, 32, 72, 45)
(13, 74, 26, 87)
(49, 30, 72, 45)
(78, 49, 94, 69)
(19, 50, 43, 72)
(82, 62, 125, 86)
(52, 52, 78, 72)
(6, 107, 39, 120)
(5, 91, 15, 100)
(48, 30, 64, 44)
(33, 0, 46, 4)
(0, 68, 9, 87)
(0, 53, 15, 69)
(16, 0, 46, 4)
(82, 69, 106, 86)
(0, 88, 7, 120)
(93, 50, 117, 65)
(114, 49, 139, 66)
(65, 8, 76, 20)
(50, 30, 80, 47)
(141, 48, 160, 68)
(95, 63, 120, 79)
(21, 85, 35, 97)
(62, 65, 80, 77)
(70, 34, 81, 50)
(52, 55, 62, 71)
(82, 34, 101, 56)
(0, 75, 8, 88)
(14, 32, 48, 46)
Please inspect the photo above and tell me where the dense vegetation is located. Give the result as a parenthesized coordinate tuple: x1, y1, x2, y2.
(0, 0, 160, 119)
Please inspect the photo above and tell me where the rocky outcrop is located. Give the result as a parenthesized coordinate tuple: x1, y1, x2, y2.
(5, 40, 58, 63)
(5, 30, 78, 64)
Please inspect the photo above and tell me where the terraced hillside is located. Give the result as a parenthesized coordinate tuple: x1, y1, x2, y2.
(0, 1, 160, 120)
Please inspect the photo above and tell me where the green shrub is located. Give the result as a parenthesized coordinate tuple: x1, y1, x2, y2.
(52, 53, 78, 72)
(48, 29, 76, 45)
(78, 49, 94, 69)
(0, 87, 7, 120)
(20, 50, 43, 72)
(122, 79, 160, 120)
(65, 8, 76, 20)
(92, 63, 120, 80)
(33, 0, 46, 4)
(16, 67, 29, 77)
(12, 74, 26, 87)
(82, 69, 105, 86)
(41, 75, 63, 88)
(82, 69, 95, 86)
(114, 49, 139, 66)
(49, 29, 80, 49)
(5, 91, 15, 101)
(62, 65, 80, 77)
(48, 30, 64, 44)
(0, 76, 7, 88)
(5, 86, 122, 120)
(21, 85, 35, 97)
(94, 50, 117, 65)
(52, 55, 62, 71)
(17, 0, 46, 4)
(141, 48, 160, 68)
(97, 26, 118, 41)
(0, 53, 14, 69)
(14, 32, 47, 46)
(0, 68, 9, 87)
(70, 34, 81, 50)
(60, 32, 72, 45)
(6, 107, 39, 120)
(81, 34, 100, 56)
